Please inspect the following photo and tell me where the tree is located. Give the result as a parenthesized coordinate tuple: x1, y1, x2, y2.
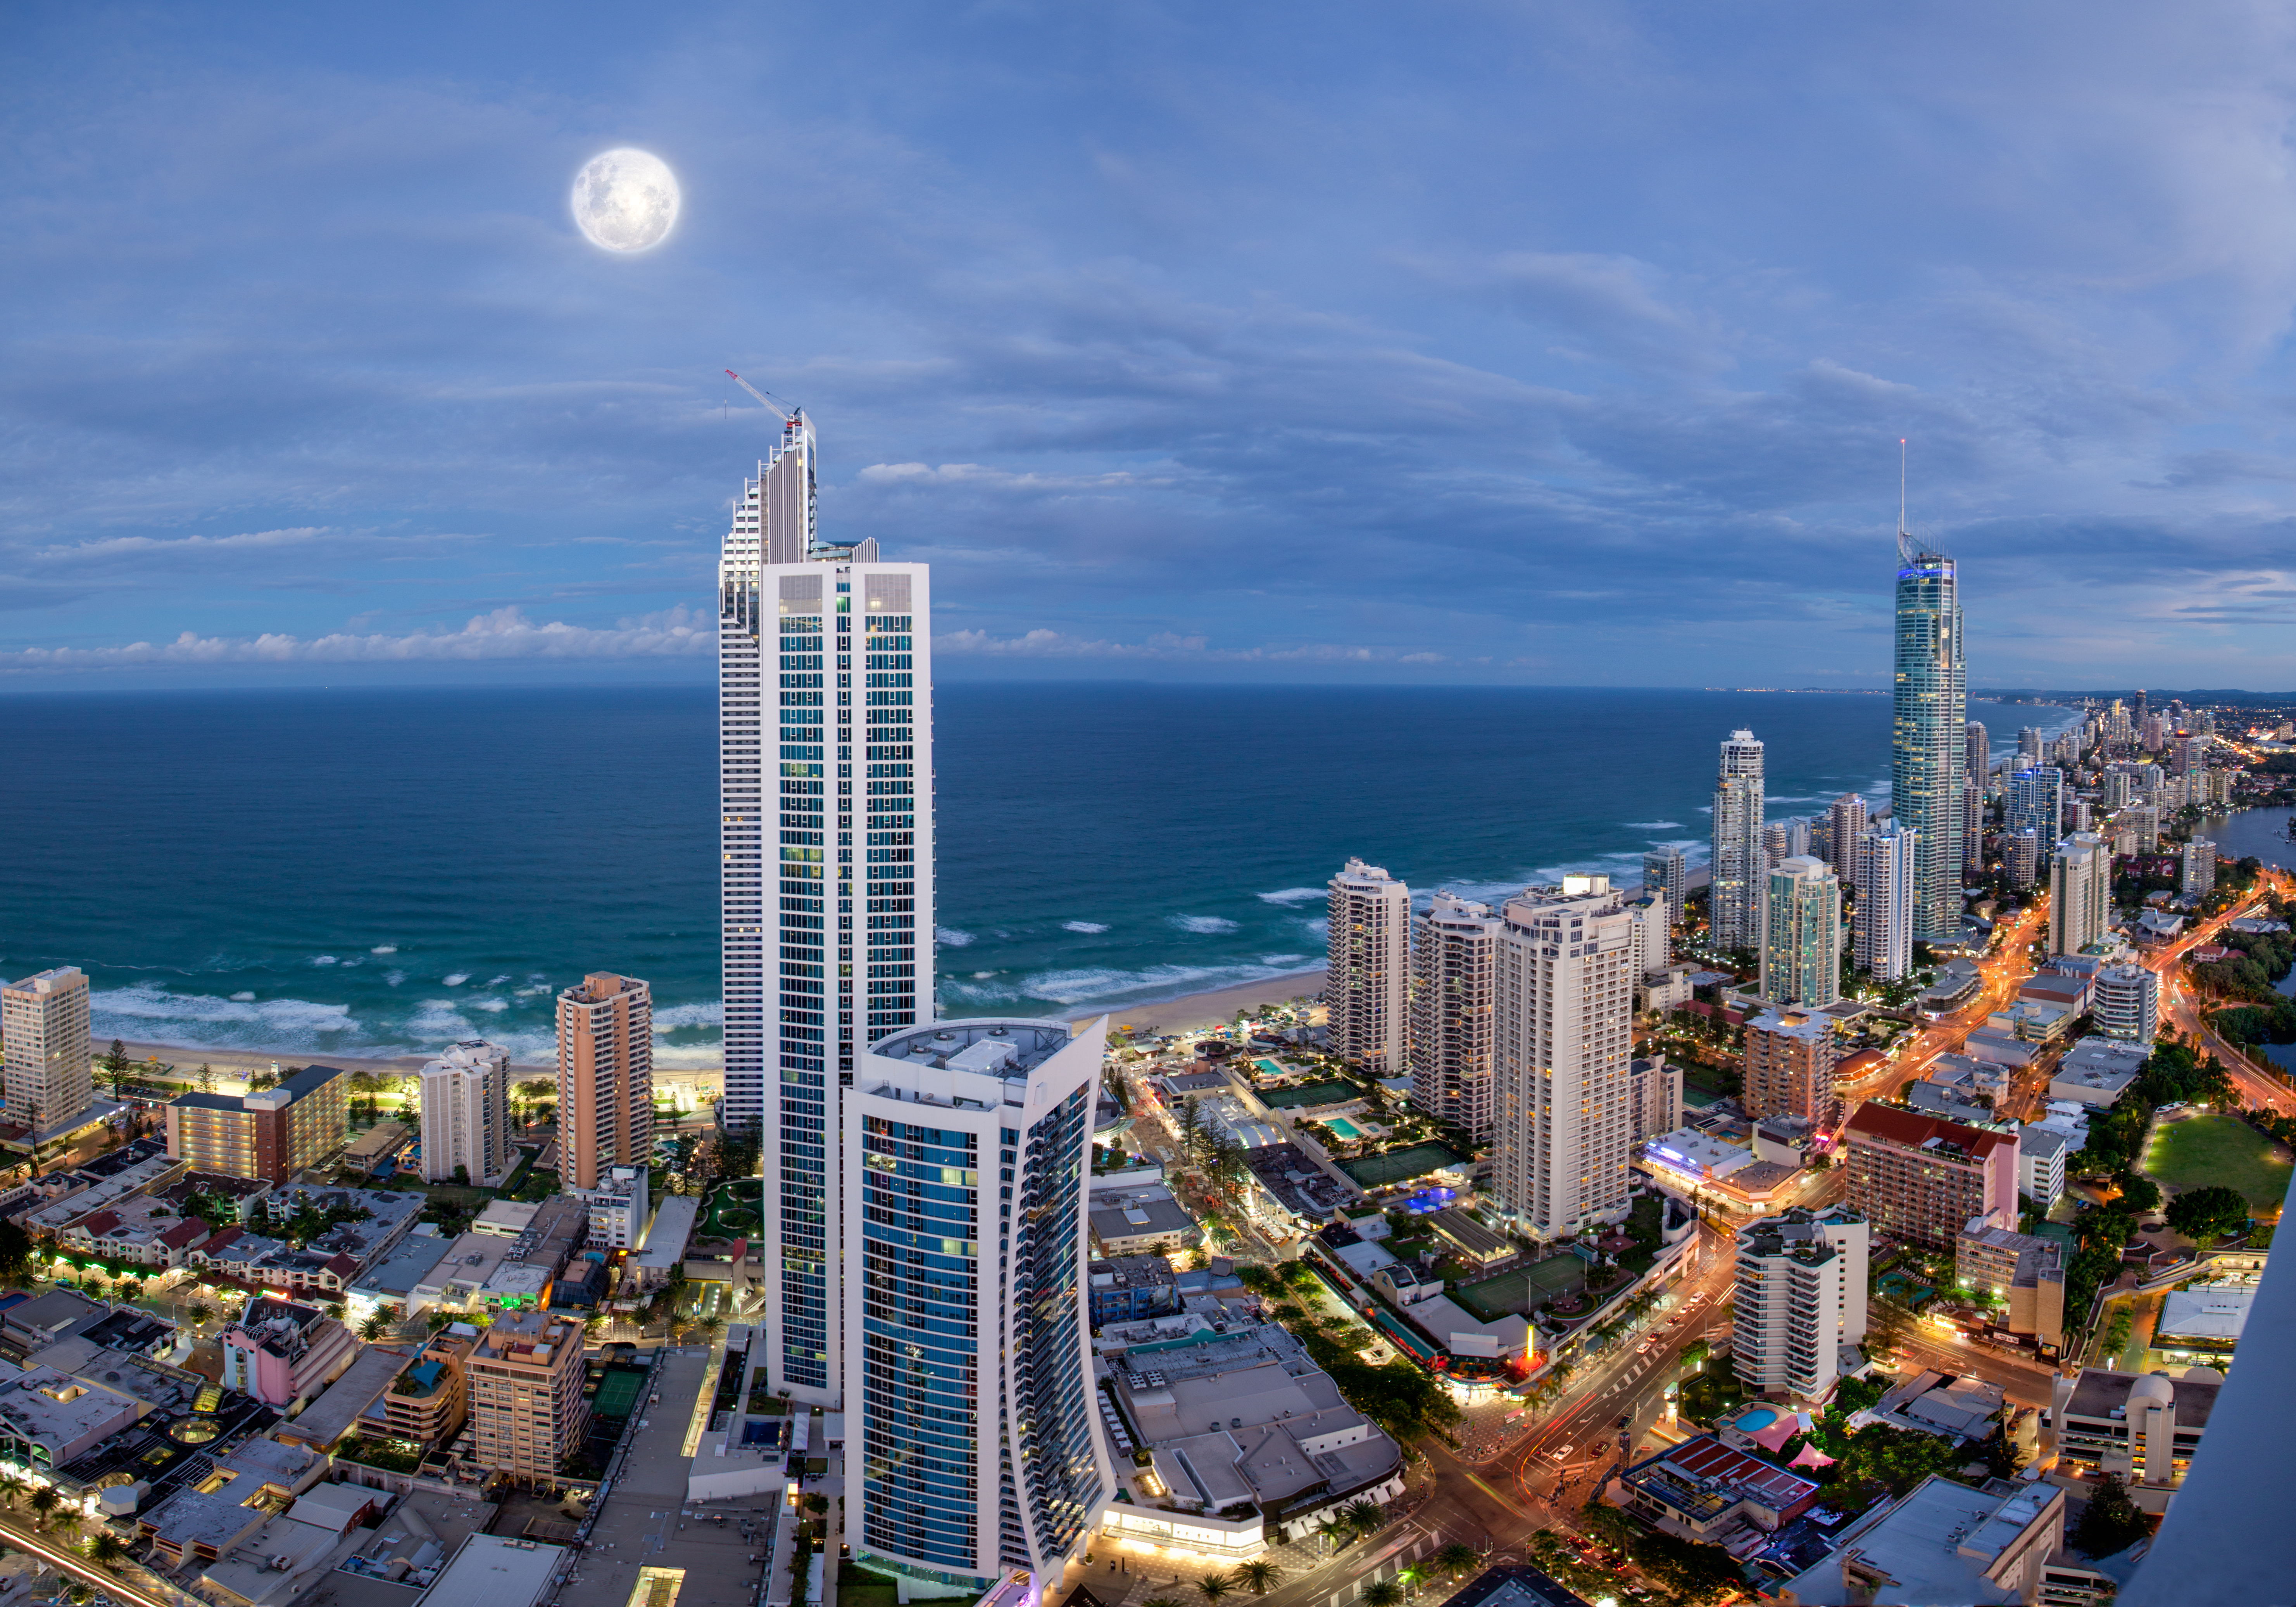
(1360, 1584, 1401, 1607)
(2071, 1472, 2151, 1559)
(86, 1533, 125, 1570)
(361, 1313, 390, 1341)
(1342, 1498, 1386, 1537)
(453, 1164, 470, 1187)
(248, 1068, 279, 1093)
(0, 1220, 33, 1288)
(2166, 1185, 2251, 1242)
(1234, 1562, 1280, 1595)
(2114, 1172, 2161, 1213)
(1194, 1574, 1237, 1604)
(28, 1487, 59, 1525)
(196, 1063, 216, 1093)
(1433, 1543, 1480, 1578)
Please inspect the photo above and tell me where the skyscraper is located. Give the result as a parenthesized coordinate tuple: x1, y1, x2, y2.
(1761, 856, 1841, 1008)
(1409, 892, 1501, 1141)
(2006, 767, 2064, 841)
(1743, 1007, 1843, 1130)
(1711, 729, 1767, 951)
(2048, 834, 2112, 957)
(718, 411, 936, 1403)
(1854, 820, 1916, 982)
(1492, 876, 1635, 1241)
(0, 966, 93, 1135)
(2093, 965, 2159, 1044)
(1734, 1206, 1869, 1402)
(1827, 794, 1868, 883)
(843, 1018, 1112, 1591)
(1892, 528, 1967, 943)
(1964, 720, 1989, 789)
(1642, 846, 1688, 930)
(556, 973, 653, 1192)
(1961, 779, 1983, 873)
(2182, 839, 2218, 899)
(1327, 858, 1409, 1075)
(419, 1040, 511, 1186)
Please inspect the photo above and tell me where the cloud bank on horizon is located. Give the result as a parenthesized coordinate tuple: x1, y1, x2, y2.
(5, 2, 2296, 689)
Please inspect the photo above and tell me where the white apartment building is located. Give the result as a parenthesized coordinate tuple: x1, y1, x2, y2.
(1626, 893, 1672, 984)
(1761, 856, 1841, 1008)
(578, 1164, 651, 1249)
(2182, 838, 2217, 899)
(2049, 833, 2113, 957)
(1408, 892, 1501, 1141)
(718, 408, 935, 1403)
(1326, 859, 1408, 1075)
(418, 1040, 511, 1186)
(2092, 964, 2159, 1044)
(1642, 846, 1687, 930)
(1710, 730, 1767, 951)
(1733, 1204, 1869, 1402)
(1854, 820, 1916, 982)
(1492, 876, 1635, 1241)
(843, 1018, 1113, 1596)
(0, 966, 94, 1135)
(1827, 793, 1868, 883)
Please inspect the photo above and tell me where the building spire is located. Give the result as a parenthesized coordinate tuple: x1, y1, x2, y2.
(1897, 437, 1911, 563)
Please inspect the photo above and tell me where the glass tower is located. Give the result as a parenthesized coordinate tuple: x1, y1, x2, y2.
(719, 410, 935, 1402)
(1891, 530, 1966, 944)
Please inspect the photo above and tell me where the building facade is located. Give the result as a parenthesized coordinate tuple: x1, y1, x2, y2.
(1841, 1101, 2016, 1251)
(843, 1018, 1113, 1596)
(1853, 820, 1917, 982)
(2048, 833, 2113, 957)
(1642, 846, 1688, 930)
(419, 1040, 511, 1185)
(1964, 720, 1989, 788)
(1761, 856, 1841, 1008)
(1742, 1008, 1842, 1131)
(1826, 793, 1868, 883)
(1734, 1205, 1868, 1401)
(2182, 838, 2218, 899)
(1891, 533, 1967, 944)
(1710, 730, 1767, 951)
(1408, 892, 1501, 1141)
(2092, 964, 2159, 1044)
(166, 1065, 349, 1183)
(467, 1309, 590, 1480)
(1326, 859, 1409, 1075)
(556, 973, 652, 1195)
(219, 1300, 355, 1407)
(1491, 877, 1635, 1241)
(2006, 766, 2064, 842)
(0, 967, 93, 1135)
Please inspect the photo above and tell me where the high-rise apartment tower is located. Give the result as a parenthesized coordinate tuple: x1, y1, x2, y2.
(1409, 893, 1502, 1141)
(2048, 834, 2113, 957)
(1854, 820, 1917, 982)
(1892, 528, 1967, 943)
(420, 1040, 512, 1185)
(557, 973, 653, 1192)
(1326, 859, 1409, 1075)
(1641, 846, 1688, 930)
(1710, 730, 1767, 951)
(718, 409, 935, 1403)
(0, 967, 93, 1136)
(1826, 794, 1868, 883)
(1965, 720, 1989, 788)
(1761, 856, 1841, 1008)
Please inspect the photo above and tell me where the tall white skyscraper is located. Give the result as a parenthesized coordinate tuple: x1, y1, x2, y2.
(1826, 793, 1868, 883)
(1761, 856, 1841, 1008)
(1492, 876, 1635, 1241)
(1734, 1205, 1869, 1402)
(843, 1018, 1112, 1593)
(1854, 821, 1917, 982)
(0, 966, 93, 1135)
(1642, 846, 1688, 930)
(719, 409, 935, 1403)
(419, 1040, 511, 1185)
(1711, 729, 1767, 951)
(2006, 767, 2065, 841)
(1327, 858, 1409, 1075)
(1892, 530, 1967, 942)
(1409, 892, 1502, 1141)
(2048, 833, 2113, 957)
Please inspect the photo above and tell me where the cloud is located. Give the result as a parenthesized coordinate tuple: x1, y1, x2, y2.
(935, 628, 1447, 665)
(0, 604, 713, 671)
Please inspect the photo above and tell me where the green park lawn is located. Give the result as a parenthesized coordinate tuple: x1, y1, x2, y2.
(2147, 1112, 2294, 1213)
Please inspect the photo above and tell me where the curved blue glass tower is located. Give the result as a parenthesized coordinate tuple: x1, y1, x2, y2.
(1891, 530, 1967, 944)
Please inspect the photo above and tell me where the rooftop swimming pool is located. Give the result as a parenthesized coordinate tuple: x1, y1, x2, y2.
(1731, 1406, 1779, 1433)
(1254, 1057, 1287, 1077)
(1325, 1117, 1363, 1140)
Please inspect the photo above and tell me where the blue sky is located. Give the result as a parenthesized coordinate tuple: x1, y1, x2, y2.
(7, 2, 2296, 689)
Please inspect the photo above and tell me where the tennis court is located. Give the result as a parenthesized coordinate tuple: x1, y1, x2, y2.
(1261, 1079, 1362, 1109)
(1454, 1254, 1585, 1320)
(1337, 1142, 1467, 1189)
(592, 1366, 646, 1420)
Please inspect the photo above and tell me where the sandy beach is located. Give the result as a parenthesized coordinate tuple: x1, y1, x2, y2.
(101, 968, 1327, 1085)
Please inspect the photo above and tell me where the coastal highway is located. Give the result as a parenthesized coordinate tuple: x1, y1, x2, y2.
(2149, 867, 2295, 1115)
(1835, 900, 2049, 1111)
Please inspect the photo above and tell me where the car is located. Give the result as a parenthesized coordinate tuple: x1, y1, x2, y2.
(1550, 1445, 1574, 1461)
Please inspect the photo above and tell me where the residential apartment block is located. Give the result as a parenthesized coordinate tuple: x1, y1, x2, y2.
(1841, 1101, 2015, 1251)
(419, 1040, 511, 1185)
(1327, 859, 1409, 1075)
(166, 1065, 349, 1183)
(1408, 892, 1501, 1140)
(1, 967, 95, 1134)
(467, 1309, 590, 1479)
(1733, 1205, 1868, 1401)
(1742, 1008, 1842, 1132)
(556, 973, 652, 1192)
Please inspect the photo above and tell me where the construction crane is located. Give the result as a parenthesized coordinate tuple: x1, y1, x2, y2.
(725, 369, 794, 423)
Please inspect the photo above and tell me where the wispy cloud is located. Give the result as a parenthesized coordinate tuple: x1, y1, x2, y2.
(0, 606, 712, 672)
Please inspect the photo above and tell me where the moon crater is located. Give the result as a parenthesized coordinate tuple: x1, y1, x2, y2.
(572, 149, 680, 253)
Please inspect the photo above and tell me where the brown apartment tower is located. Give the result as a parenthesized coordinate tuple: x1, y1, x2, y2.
(556, 972, 652, 1191)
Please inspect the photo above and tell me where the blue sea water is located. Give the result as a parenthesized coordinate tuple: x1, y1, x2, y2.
(0, 685, 2071, 1064)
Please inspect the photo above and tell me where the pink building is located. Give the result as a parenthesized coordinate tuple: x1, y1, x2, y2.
(219, 1299, 354, 1407)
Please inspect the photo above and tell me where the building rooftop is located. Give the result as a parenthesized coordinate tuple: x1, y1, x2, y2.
(1842, 1101, 2015, 1162)
(277, 1344, 414, 1450)
(1091, 1196, 1199, 1245)
(1643, 1127, 1756, 1180)
(1783, 1474, 2059, 1606)
(2067, 1367, 2221, 1430)
(1749, 1007, 1835, 1042)
(628, 1193, 700, 1271)
(2156, 1286, 2253, 1348)
(412, 1533, 566, 1607)
(350, 1231, 456, 1300)
(1620, 1433, 1820, 1521)
(1437, 1566, 1593, 1607)
(142, 1487, 269, 1553)
(870, 1019, 1070, 1078)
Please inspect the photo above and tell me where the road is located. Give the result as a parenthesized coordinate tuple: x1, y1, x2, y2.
(1834, 902, 2051, 1115)
(2149, 868, 2295, 1115)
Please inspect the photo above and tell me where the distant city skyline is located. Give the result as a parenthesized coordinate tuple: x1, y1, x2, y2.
(9, 8, 2296, 689)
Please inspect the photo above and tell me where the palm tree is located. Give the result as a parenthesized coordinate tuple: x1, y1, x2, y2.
(1434, 1543, 1480, 1578)
(1195, 1576, 1237, 1604)
(1316, 1518, 1350, 1551)
(29, 1488, 59, 1526)
(1142, 1598, 1183, 1607)
(1361, 1584, 1402, 1607)
(1234, 1562, 1281, 1595)
(86, 1533, 125, 1571)
(1342, 1499, 1385, 1538)
(50, 1512, 83, 1543)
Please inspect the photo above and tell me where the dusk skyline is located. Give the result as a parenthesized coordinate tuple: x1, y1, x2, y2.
(9, 3, 2296, 689)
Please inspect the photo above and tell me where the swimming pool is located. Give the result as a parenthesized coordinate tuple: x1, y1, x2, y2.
(1325, 1118, 1363, 1140)
(1254, 1057, 1287, 1077)
(1732, 1406, 1779, 1433)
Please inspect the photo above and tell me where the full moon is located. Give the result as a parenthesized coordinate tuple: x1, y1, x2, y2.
(571, 148, 680, 252)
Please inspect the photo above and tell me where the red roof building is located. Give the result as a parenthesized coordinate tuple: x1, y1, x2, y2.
(1842, 1100, 2017, 1251)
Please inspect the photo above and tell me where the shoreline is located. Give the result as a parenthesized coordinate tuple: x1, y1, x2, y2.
(103, 967, 1332, 1080)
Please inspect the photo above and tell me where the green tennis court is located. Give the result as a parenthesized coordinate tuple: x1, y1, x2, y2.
(1337, 1142, 1466, 1189)
(592, 1368, 645, 1419)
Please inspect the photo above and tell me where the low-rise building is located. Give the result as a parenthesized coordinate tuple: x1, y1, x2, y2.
(1089, 1255, 1180, 1326)
(219, 1299, 355, 1407)
(472, 1200, 541, 1239)
(375, 1330, 476, 1450)
(2053, 1367, 2219, 1508)
(412, 1232, 513, 1312)
(1841, 1102, 2016, 1251)
(1090, 1191, 1201, 1256)
(2154, 1283, 2251, 1357)
(344, 1230, 457, 1326)
(623, 1193, 699, 1296)
(0, 1364, 141, 1467)
(1776, 1475, 2065, 1605)
(576, 1164, 650, 1250)
(166, 1066, 349, 1183)
(2051, 1037, 2150, 1107)
(1614, 1434, 1821, 1538)
(1956, 1218, 2067, 1353)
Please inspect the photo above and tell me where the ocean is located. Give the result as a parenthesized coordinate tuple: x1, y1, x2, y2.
(0, 684, 2076, 1066)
